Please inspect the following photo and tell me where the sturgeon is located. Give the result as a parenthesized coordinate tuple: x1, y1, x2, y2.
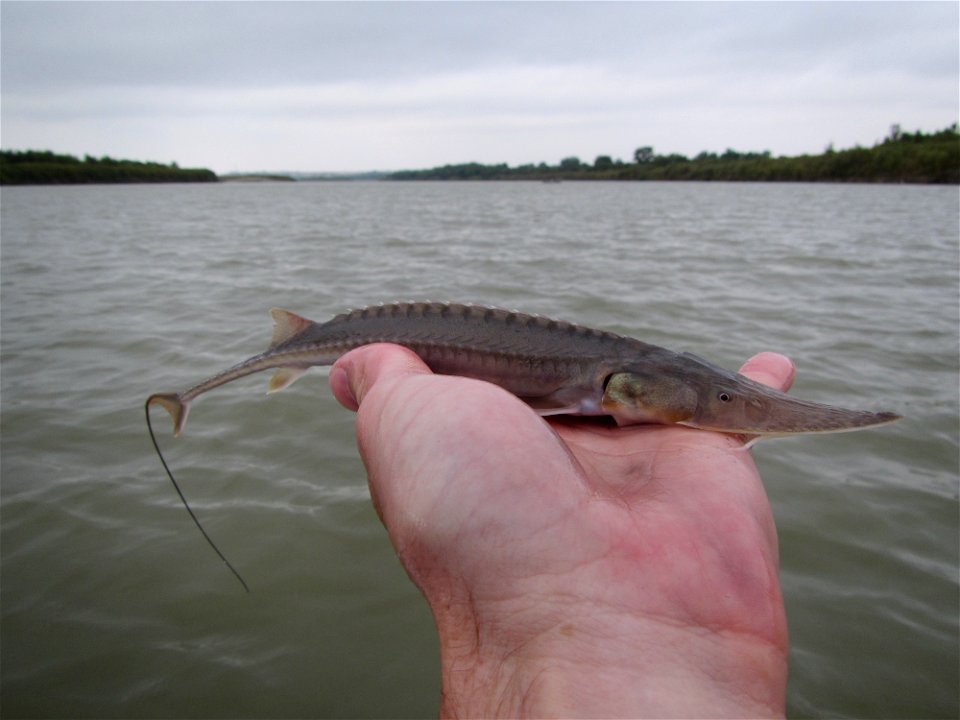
(146, 302, 900, 590)
(147, 301, 900, 440)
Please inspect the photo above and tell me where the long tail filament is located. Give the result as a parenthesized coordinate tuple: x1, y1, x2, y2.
(145, 399, 250, 593)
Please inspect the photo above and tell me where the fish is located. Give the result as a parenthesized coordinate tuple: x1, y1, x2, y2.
(147, 301, 900, 439)
(145, 301, 900, 590)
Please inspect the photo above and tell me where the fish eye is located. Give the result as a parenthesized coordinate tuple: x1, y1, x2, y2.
(717, 392, 732, 402)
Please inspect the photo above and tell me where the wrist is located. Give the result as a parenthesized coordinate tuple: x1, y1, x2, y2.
(432, 594, 786, 719)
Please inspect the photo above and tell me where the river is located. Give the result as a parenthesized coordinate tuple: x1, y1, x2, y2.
(1, 180, 957, 717)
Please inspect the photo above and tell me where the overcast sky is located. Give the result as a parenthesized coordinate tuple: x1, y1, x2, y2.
(2, 2, 957, 174)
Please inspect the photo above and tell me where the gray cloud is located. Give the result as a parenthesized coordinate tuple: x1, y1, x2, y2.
(2, 1, 956, 172)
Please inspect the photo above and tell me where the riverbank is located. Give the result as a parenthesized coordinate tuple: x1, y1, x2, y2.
(389, 124, 959, 184)
(0, 150, 217, 185)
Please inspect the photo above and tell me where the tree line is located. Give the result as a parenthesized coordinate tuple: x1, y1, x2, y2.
(389, 124, 959, 184)
(0, 150, 218, 185)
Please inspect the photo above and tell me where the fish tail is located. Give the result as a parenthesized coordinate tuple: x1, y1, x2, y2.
(147, 392, 191, 437)
(143, 392, 250, 593)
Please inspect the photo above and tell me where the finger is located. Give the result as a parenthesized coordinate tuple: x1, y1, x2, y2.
(329, 343, 432, 411)
(738, 351, 796, 393)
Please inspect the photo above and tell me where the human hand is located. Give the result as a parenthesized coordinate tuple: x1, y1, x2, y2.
(330, 346, 791, 718)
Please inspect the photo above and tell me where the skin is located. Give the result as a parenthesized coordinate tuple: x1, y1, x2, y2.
(329, 345, 792, 719)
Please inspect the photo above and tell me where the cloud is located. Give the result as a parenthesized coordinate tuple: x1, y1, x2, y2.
(2, 2, 957, 172)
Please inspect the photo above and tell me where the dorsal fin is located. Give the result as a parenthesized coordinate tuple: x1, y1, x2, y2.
(269, 308, 312, 348)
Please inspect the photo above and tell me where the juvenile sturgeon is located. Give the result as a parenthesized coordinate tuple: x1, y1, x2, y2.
(147, 301, 900, 439)
(146, 302, 899, 590)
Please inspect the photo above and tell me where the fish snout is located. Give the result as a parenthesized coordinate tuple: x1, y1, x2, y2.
(688, 377, 901, 436)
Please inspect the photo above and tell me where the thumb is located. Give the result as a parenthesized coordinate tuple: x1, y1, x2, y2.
(329, 343, 432, 411)
(737, 351, 796, 393)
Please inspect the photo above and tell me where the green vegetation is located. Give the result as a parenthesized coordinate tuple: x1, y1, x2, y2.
(390, 124, 959, 184)
(0, 150, 218, 185)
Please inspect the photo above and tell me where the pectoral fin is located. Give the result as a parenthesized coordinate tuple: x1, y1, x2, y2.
(524, 399, 585, 416)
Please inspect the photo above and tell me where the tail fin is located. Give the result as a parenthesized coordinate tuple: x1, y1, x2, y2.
(144, 393, 250, 592)
(147, 393, 190, 437)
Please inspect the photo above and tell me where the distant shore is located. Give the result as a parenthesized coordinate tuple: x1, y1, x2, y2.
(0, 150, 217, 185)
(3, 124, 956, 186)
(220, 174, 296, 183)
(388, 124, 959, 184)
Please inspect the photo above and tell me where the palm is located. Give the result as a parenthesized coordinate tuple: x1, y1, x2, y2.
(549, 419, 785, 638)
(331, 345, 790, 716)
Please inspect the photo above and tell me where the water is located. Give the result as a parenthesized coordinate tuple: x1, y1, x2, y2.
(1, 181, 957, 718)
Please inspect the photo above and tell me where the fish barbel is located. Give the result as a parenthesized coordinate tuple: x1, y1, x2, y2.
(147, 301, 900, 439)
